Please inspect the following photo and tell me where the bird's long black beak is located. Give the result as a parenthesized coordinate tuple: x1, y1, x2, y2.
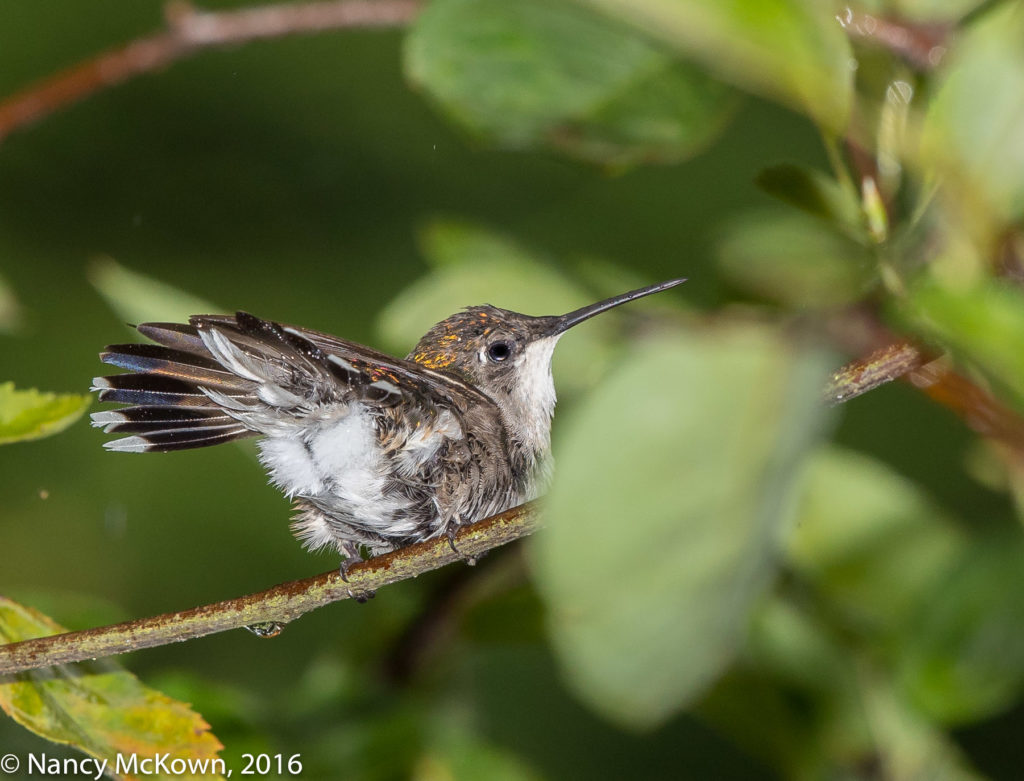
(544, 278, 686, 337)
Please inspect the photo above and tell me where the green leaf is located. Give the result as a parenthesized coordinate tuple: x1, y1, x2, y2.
(377, 220, 662, 394)
(785, 447, 965, 638)
(574, 0, 853, 135)
(755, 164, 865, 239)
(847, 665, 985, 781)
(714, 597, 873, 776)
(897, 537, 1024, 724)
(415, 728, 543, 781)
(0, 597, 224, 779)
(405, 0, 737, 166)
(0, 382, 90, 445)
(531, 325, 832, 728)
(717, 209, 875, 308)
(0, 272, 22, 334)
(710, 592, 986, 779)
(88, 256, 221, 326)
(898, 276, 1024, 412)
(922, 2, 1024, 234)
(417, 218, 544, 272)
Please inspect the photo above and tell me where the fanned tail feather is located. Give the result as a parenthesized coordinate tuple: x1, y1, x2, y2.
(92, 321, 258, 453)
(93, 310, 411, 453)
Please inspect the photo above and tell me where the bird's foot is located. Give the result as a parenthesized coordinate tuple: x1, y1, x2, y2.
(338, 542, 375, 601)
(338, 541, 364, 583)
(446, 525, 480, 566)
(445, 525, 460, 554)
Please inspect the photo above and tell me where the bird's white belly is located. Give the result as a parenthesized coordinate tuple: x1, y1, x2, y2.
(258, 406, 414, 550)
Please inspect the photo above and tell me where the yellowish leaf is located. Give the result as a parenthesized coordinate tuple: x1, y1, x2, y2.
(0, 598, 224, 781)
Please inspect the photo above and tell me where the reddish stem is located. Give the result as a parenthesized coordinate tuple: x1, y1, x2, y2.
(0, 0, 420, 143)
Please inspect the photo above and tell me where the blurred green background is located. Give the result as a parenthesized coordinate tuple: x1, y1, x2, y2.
(3, 1, 1024, 779)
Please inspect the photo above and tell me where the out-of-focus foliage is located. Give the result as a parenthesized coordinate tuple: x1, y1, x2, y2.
(921, 1, 1024, 240)
(406, 0, 737, 166)
(0, 272, 21, 334)
(897, 536, 1024, 725)
(755, 164, 866, 239)
(786, 447, 964, 641)
(717, 209, 875, 307)
(574, 0, 853, 134)
(0, 597, 224, 779)
(532, 327, 831, 728)
(378, 220, 649, 394)
(4, 0, 1024, 778)
(901, 277, 1024, 412)
(0, 382, 89, 445)
(89, 256, 222, 326)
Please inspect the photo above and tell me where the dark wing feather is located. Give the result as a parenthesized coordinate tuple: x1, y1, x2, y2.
(99, 343, 248, 389)
(93, 311, 487, 453)
(136, 322, 207, 353)
(194, 314, 491, 407)
(93, 319, 255, 451)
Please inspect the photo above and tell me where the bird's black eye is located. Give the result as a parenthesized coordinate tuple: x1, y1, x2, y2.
(487, 341, 513, 362)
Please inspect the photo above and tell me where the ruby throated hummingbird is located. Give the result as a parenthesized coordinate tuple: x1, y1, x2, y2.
(92, 279, 684, 566)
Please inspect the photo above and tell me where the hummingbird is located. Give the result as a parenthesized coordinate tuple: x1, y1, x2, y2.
(91, 279, 683, 567)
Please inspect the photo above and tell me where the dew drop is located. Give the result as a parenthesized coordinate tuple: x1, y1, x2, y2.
(245, 621, 285, 638)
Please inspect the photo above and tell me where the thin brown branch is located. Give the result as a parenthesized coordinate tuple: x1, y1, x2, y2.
(825, 340, 929, 404)
(0, 0, 421, 144)
(825, 313, 1024, 455)
(908, 362, 1024, 452)
(0, 502, 539, 676)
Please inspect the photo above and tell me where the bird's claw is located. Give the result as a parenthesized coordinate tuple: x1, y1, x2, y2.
(447, 525, 480, 566)
(338, 542, 366, 583)
(446, 526, 460, 555)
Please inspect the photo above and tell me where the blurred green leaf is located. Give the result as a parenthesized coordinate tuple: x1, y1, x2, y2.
(417, 219, 545, 272)
(147, 670, 268, 734)
(88, 256, 221, 326)
(574, 0, 853, 135)
(853, 664, 984, 781)
(569, 255, 667, 305)
(785, 447, 965, 638)
(5, 590, 129, 635)
(899, 276, 1024, 412)
(301, 699, 426, 780)
(898, 537, 1024, 724)
(532, 325, 831, 728)
(711, 591, 986, 780)
(717, 210, 875, 308)
(0, 381, 90, 445)
(720, 596, 872, 777)
(0, 272, 22, 334)
(0, 597, 224, 779)
(405, 0, 737, 166)
(698, 666, 815, 776)
(746, 595, 853, 697)
(414, 728, 543, 781)
(378, 220, 664, 394)
(876, 77, 914, 196)
(755, 164, 865, 238)
(861, 176, 889, 243)
(922, 2, 1024, 234)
